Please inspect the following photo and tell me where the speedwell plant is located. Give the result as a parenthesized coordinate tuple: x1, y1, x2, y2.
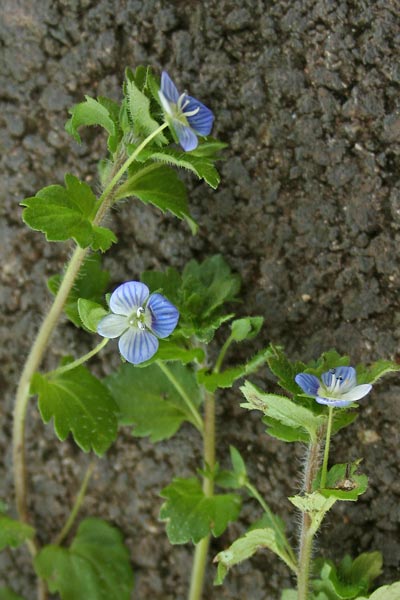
(2, 65, 399, 600)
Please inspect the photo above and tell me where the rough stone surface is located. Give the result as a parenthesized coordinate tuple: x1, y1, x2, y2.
(1, 0, 399, 598)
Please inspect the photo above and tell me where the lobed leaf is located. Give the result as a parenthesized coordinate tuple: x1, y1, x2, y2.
(34, 518, 134, 600)
(32, 364, 118, 455)
(289, 492, 337, 536)
(125, 79, 167, 145)
(356, 359, 400, 385)
(115, 163, 197, 233)
(159, 477, 241, 544)
(105, 362, 202, 442)
(21, 174, 116, 251)
(0, 514, 34, 551)
(314, 461, 368, 501)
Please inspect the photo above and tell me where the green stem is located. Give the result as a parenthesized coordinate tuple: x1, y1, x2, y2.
(213, 335, 233, 374)
(13, 123, 168, 549)
(54, 462, 95, 546)
(297, 435, 323, 600)
(157, 361, 203, 432)
(188, 390, 215, 600)
(320, 406, 334, 490)
(48, 338, 109, 378)
(245, 482, 297, 570)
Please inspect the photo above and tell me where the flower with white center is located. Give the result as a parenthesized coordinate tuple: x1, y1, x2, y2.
(295, 366, 372, 408)
(158, 71, 214, 151)
(97, 281, 179, 365)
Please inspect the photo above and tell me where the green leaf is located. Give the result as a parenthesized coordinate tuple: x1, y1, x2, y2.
(230, 316, 264, 342)
(48, 254, 110, 328)
(34, 518, 134, 600)
(356, 360, 400, 385)
(104, 362, 202, 442)
(142, 255, 241, 342)
(97, 96, 123, 153)
(289, 492, 337, 536)
(0, 514, 34, 551)
(65, 96, 117, 152)
(125, 79, 167, 145)
(115, 164, 197, 233)
(266, 344, 307, 395)
(356, 582, 400, 600)
(214, 527, 296, 585)
(281, 591, 298, 600)
(138, 146, 221, 188)
(314, 461, 368, 501)
(0, 589, 26, 600)
(189, 138, 228, 158)
(159, 477, 241, 544)
(240, 381, 326, 443)
(198, 348, 272, 392)
(32, 365, 118, 455)
(313, 561, 365, 599)
(262, 416, 310, 443)
(215, 446, 248, 489)
(77, 299, 108, 333)
(21, 174, 116, 251)
(348, 552, 383, 589)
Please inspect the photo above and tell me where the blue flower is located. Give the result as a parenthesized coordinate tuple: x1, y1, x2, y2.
(295, 366, 372, 408)
(159, 71, 214, 151)
(97, 281, 179, 365)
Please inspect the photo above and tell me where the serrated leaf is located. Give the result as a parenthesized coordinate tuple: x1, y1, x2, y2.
(138, 146, 221, 188)
(189, 138, 228, 158)
(77, 299, 108, 333)
(48, 254, 109, 329)
(116, 164, 197, 233)
(21, 174, 116, 251)
(104, 362, 202, 441)
(356, 360, 400, 385)
(159, 477, 241, 544)
(241, 381, 326, 442)
(289, 492, 336, 536)
(0, 589, 26, 600)
(65, 96, 117, 151)
(214, 527, 296, 585)
(198, 348, 272, 392)
(32, 365, 118, 455)
(34, 518, 133, 600)
(97, 96, 122, 153)
(356, 582, 400, 600)
(314, 461, 368, 501)
(0, 515, 34, 551)
(262, 416, 310, 442)
(230, 316, 264, 342)
(125, 79, 167, 145)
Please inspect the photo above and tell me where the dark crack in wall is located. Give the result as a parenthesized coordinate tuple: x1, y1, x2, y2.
(1, 0, 399, 598)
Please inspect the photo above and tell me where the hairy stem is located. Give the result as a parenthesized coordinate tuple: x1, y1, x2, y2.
(297, 435, 323, 600)
(13, 123, 168, 547)
(157, 361, 203, 432)
(54, 462, 95, 546)
(188, 390, 215, 600)
(320, 406, 334, 489)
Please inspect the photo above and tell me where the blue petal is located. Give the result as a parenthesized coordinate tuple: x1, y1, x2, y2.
(316, 396, 354, 408)
(147, 293, 179, 338)
(173, 121, 199, 151)
(321, 367, 356, 390)
(110, 281, 150, 316)
(295, 373, 320, 397)
(97, 314, 128, 338)
(118, 328, 159, 364)
(161, 71, 180, 103)
(185, 96, 214, 135)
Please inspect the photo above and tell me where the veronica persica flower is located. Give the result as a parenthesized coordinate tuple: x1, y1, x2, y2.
(97, 281, 179, 365)
(295, 367, 372, 408)
(158, 71, 214, 151)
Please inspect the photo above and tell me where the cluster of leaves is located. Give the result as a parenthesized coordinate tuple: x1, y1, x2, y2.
(213, 347, 399, 591)
(21, 66, 225, 249)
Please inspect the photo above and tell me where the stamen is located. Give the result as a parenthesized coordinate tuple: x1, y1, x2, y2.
(137, 306, 145, 317)
(183, 106, 200, 118)
(137, 321, 146, 330)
